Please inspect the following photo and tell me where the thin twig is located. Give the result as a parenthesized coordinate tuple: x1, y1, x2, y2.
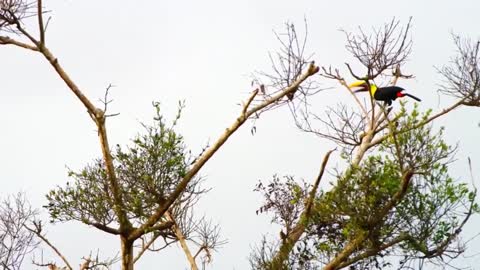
(25, 222, 73, 270)
(37, 0, 44, 45)
(0, 36, 39, 51)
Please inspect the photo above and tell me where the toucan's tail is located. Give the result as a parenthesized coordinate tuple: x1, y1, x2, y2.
(404, 93, 421, 102)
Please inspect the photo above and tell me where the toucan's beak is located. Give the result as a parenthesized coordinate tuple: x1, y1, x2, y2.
(348, 81, 368, 92)
(348, 81, 368, 93)
(353, 88, 368, 93)
(348, 81, 367, 87)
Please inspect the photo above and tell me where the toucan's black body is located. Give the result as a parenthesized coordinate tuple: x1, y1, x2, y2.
(374, 86, 409, 105)
(349, 81, 422, 106)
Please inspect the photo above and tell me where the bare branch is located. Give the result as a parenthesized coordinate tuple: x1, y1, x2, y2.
(305, 149, 335, 216)
(82, 221, 121, 235)
(253, 19, 322, 120)
(35, 45, 132, 236)
(320, 67, 369, 119)
(25, 221, 72, 270)
(129, 62, 319, 241)
(242, 89, 259, 116)
(2, 13, 131, 237)
(323, 234, 367, 270)
(0, 193, 39, 270)
(191, 218, 227, 265)
(133, 233, 174, 264)
(0, 0, 37, 33)
(342, 17, 413, 80)
(337, 234, 409, 269)
(37, 0, 44, 45)
(370, 97, 467, 146)
(296, 104, 365, 150)
(439, 35, 480, 106)
(0, 35, 38, 50)
(79, 251, 119, 270)
(165, 211, 198, 270)
(269, 150, 334, 268)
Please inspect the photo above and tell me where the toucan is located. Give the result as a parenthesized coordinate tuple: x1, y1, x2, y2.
(348, 81, 421, 106)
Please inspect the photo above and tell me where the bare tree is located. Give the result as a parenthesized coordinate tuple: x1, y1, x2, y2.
(0, 192, 120, 270)
(0, 193, 38, 270)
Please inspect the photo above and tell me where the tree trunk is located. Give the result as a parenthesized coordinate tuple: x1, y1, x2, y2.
(121, 236, 134, 270)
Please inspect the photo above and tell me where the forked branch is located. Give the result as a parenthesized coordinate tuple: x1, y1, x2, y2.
(129, 62, 320, 241)
(269, 149, 334, 269)
(25, 221, 73, 270)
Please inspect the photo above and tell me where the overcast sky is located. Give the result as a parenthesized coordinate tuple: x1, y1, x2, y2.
(1, 0, 480, 269)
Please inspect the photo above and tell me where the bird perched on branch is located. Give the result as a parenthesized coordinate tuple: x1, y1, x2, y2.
(349, 81, 421, 106)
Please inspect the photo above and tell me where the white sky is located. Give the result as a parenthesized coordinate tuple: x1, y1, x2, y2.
(1, 0, 479, 269)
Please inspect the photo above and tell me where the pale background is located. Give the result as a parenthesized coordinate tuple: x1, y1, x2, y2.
(1, 0, 479, 269)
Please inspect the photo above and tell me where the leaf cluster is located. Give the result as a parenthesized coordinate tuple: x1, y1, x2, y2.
(44, 102, 205, 229)
(253, 105, 478, 269)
